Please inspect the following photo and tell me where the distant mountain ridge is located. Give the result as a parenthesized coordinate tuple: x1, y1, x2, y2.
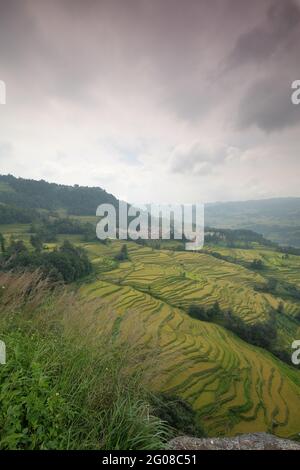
(206, 198, 300, 247)
(1, 174, 300, 246)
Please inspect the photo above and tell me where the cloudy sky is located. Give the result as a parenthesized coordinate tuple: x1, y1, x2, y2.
(0, 0, 300, 203)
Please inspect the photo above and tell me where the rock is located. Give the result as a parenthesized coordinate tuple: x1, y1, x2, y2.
(168, 432, 300, 450)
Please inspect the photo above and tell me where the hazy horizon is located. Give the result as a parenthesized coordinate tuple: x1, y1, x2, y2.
(2, 172, 300, 206)
(1, 0, 300, 204)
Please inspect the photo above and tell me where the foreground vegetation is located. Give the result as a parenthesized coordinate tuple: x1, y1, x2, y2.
(0, 272, 174, 450)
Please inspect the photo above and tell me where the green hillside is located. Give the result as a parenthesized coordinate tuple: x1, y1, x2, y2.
(0, 174, 118, 215)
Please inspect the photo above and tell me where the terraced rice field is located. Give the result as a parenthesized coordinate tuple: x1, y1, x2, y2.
(80, 278, 300, 437)
(205, 245, 300, 290)
(78, 240, 300, 438)
(203, 245, 300, 344)
(84, 241, 300, 347)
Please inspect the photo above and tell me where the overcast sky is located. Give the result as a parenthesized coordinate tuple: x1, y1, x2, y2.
(0, 0, 300, 203)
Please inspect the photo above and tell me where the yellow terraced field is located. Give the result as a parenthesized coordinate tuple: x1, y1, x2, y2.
(80, 276, 300, 437)
(88, 243, 300, 341)
(78, 240, 300, 438)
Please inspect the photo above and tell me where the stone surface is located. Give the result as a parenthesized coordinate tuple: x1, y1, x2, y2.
(168, 433, 300, 450)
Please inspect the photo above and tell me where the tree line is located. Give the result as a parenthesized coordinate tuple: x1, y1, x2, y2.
(30, 217, 97, 243)
(0, 174, 118, 215)
(0, 204, 42, 224)
(187, 303, 277, 352)
(0, 237, 92, 283)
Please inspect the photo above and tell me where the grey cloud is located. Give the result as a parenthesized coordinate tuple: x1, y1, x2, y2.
(0, 0, 234, 119)
(162, 78, 217, 122)
(0, 0, 300, 202)
(237, 77, 300, 132)
(228, 0, 300, 67)
(170, 144, 239, 175)
(2, 0, 295, 123)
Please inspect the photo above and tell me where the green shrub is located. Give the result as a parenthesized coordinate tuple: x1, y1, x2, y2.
(0, 239, 92, 283)
(150, 393, 206, 438)
(114, 244, 129, 261)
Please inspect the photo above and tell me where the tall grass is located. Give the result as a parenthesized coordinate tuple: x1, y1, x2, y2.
(0, 272, 170, 450)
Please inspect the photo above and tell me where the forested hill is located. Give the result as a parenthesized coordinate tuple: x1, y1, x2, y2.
(0, 174, 118, 215)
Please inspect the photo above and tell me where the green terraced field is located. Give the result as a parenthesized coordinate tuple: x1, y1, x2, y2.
(83, 241, 300, 350)
(1, 224, 300, 438)
(80, 275, 300, 438)
(205, 245, 300, 290)
(203, 245, 300, 346)
(78, 239, 300, 438)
